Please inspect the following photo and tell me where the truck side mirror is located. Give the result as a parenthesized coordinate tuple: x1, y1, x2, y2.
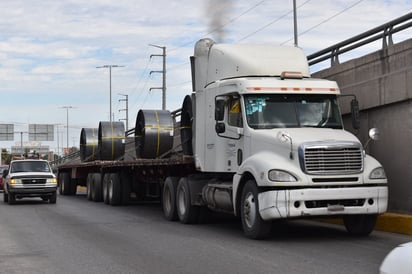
(215, 99, 225, 121)
(350, 98, 360, 130)
(215, 122, 225, 134)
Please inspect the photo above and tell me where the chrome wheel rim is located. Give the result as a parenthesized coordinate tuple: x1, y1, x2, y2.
(243, 192, 256, 229)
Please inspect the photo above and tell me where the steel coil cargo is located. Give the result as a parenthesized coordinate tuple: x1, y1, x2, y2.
(135, 110, 174, 159)
(98, 121, 125, 160)
(80, 128, 99, 162)
(181, 95, 193, 155)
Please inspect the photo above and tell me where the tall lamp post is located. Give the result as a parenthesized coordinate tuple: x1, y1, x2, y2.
(60, 106, 73, 154)
(96, 65, 125, 123)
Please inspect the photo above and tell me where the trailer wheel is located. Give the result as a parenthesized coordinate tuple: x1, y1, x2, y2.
(108, 173, 121, 206)
(343, 214, 377, 236)
(59, 172, 71, 195)
(176, 177, 199, 224)
(102, 173, 111, 204)
(86, 173, 93, 201)
(120, 171, 131, 205)
(91, 173, 103, 202)
(240, 180, 271, 239)
(162, 177, 179, 221)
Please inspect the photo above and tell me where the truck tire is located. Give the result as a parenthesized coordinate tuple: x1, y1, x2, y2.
(8, 193, 16, 205)
(86, 173, 93, 201)
(69, 179, 77, 196)
(102, 173, 111, 204)
(240, 180, 272, 239)
(59, 172, 71, 195)
(120, 171, 131, 205)
(49, 192, 57, 204)
(108, 173, 121, 206)
(162, 177, 179, 221)
(343, 214, 377, 236)
(176, 177, 199, 224)
(91, 173, 103, 202)
(3, 192, 8, 203)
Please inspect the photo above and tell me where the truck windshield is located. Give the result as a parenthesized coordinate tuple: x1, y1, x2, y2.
(244, 94, 343, 129)
(11, 161, 51, 173)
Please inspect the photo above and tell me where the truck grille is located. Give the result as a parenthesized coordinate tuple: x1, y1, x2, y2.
(22, 178, 47, 184)
(300, 142, 363, 175)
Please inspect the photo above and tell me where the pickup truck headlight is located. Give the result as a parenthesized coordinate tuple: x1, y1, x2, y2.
(369, 167, 386, 179)
(10, 178, 22, 184)
(47, 178, 58, 184)
(268, 169, 297, 182)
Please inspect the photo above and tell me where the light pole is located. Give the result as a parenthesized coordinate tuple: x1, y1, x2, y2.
(96, 65, 125, 123)
(61, 106, 73, 154)
(149, 44, 166, 110)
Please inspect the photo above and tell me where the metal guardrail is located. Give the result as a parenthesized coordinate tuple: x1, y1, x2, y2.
(307, 12, 412, 67)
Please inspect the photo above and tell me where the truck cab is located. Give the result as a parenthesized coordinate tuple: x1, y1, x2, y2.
(186, 39, 388, 239)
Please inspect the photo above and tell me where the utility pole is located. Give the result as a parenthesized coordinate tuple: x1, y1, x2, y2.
(149, 44, 166, 110)
(96, 65, 125, 123)
(118, 93, 129, 131)
(60, 106, 74, 154)
(293, 0, 298, 47)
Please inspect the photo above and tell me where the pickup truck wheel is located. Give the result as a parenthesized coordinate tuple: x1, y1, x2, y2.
(240, 180, 271, 239)
(8, 193, 16, 205)
(3, 192, 8, 203)
(91, 173, 103, 202)
(102, 173, 111, 204)
(176, 177, 199, 224)
(343, 214, 377, 236)
(162, 177, 179, 221)
(49, 192, 57, 204)
(108, 173, 121, 206)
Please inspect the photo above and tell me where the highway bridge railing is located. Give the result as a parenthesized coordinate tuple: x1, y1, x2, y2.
(307, 12, 412, 67)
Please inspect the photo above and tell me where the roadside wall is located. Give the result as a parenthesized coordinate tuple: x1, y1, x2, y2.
(313, 38, 412, 213)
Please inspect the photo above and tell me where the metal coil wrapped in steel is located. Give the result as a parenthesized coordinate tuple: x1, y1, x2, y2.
(80, 128, 99, 162)
(181, 95, 193, 155)
(98, 121, 125, 160)
(135, 110, 174, 159)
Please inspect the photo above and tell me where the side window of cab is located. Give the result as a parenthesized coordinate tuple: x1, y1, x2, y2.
(228, 96, 242, 128)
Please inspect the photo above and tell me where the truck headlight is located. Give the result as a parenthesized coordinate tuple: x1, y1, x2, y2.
(47, 178, 58, 184)
(369, 167, 386, 179)
(268, 169, 297, 182)
(10, 178, 22, 184)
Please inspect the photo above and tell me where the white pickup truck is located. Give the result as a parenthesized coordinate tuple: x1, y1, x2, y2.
(3, 159, 58, 204)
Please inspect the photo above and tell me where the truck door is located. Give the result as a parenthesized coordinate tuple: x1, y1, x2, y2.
(215, 94, 244, 172)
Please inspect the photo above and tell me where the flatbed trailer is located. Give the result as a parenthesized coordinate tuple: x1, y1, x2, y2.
(56, 151, 196, 205)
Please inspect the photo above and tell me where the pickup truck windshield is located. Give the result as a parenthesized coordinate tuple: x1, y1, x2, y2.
(244, 94, 343, 129)
(11, 161, 51, 173)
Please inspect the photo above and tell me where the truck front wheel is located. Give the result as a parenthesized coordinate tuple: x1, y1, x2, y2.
(240, 180, 271, 239)
(176, 177, 199, 224)
(162, 177, 179, 221)
(343, 214, 377, 236)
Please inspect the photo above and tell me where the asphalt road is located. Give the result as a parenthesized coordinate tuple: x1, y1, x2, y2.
(0, 192, 411, 274)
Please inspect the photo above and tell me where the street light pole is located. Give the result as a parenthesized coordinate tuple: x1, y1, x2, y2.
(149, 44, 166, 110)
(61, 106, 73, 153)
(96, 65, 125, 123)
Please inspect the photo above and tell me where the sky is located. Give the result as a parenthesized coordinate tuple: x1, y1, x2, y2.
(0, 0, 411, 154)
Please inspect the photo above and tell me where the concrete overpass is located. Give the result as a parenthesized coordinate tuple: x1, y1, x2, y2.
(310, 13, 412, 214)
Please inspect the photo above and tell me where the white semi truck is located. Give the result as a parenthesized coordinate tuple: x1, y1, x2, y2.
(56, 38, 388, 239)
